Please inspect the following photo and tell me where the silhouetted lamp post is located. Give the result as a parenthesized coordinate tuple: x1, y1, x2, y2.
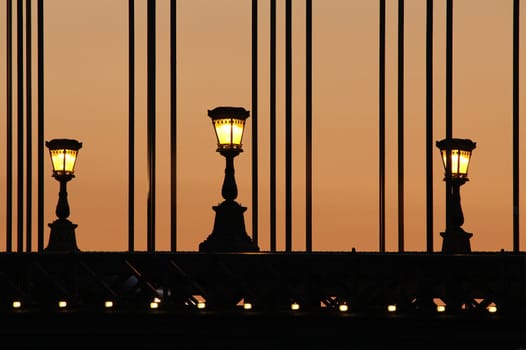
(199, 107, 259, 252)
(436, 138, 476, 253)
(45, 138, 82, 252)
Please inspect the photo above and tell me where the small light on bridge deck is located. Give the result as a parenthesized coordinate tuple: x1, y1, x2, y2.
(104, 301, 114, 308)
(238, 298, 253, 310)
(434, 298, 446, 313)
(488, 305, 497, 313)
(149, 296, 162, 309)
(188, 295, 207, 309)
(58, 300, 67, 308)
(387, 304, 397, 312)
(12, 300, 21, 309)
(338, 304, 349, 312)
(291, 302, 300, 311)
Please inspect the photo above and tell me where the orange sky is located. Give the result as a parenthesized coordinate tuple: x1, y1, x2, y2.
(0, 0, 525, 252)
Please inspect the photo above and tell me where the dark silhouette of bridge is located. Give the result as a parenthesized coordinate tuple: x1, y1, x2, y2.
(0, 252, 525, 348)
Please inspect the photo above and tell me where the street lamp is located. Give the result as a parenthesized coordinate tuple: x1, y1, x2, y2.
(45, 138, 82, 252)
(436, 138, 476, 253)
(199, 106, 259, 252)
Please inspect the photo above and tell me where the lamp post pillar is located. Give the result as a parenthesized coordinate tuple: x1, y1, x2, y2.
(45, 138, 82, 252)
(200, 149, 259, 253)
(441, 178, 472, 253)
(436, 138, 476, 254)
(200, 106, 259, 253)
(46, 176, 79, 252)
(221, 151, 238, 201)
(56, 177, 71, 220)
(446, 179, 464, 231)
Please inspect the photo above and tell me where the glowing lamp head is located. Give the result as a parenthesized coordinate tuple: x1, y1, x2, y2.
(209, 106, 249, 153)
(46, 139, 82, 178)
(436, 138, 476, 180)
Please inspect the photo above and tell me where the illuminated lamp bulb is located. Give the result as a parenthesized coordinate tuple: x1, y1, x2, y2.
(338, 304, 349, 312)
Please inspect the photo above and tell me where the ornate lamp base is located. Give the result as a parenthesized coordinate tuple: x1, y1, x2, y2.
(45, 219, 80, 252)
(199, 200, 259, 253)
(440, 228, 473, 254)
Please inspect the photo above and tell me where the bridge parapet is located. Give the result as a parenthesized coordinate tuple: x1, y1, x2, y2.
(0, 252, 524, 316)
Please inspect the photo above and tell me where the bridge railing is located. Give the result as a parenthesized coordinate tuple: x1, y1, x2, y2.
(0, 252, 524, 315)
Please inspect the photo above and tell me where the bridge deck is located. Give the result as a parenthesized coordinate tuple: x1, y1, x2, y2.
(0, 252, 525, 348)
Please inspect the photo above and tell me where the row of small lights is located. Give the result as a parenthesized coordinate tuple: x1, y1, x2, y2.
(10, 300, 115, 310)
(290, 302, 497, 314)
(176, 300, 499, 313)
(9, 298, 197, 311)
(385, 304, 497, 313)
(7, 299, 498, 314)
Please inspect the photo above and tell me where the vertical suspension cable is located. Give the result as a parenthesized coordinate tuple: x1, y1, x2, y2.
(252, 0, 259, 246)
(379, 0, 386, 252)
(25, 0, 32, 252)
(445, 0, 453, 232)
(128, 0, 135, 252)
(285, 0, 292, 251)
(17, 0, 24, 252)
(6, 0, 13, 252)
(398, 0, 405, 252)
(426, 0, 434, 252)
(513, 0, 520, 251)
(270, 0, 276, 252)
(305, 0, 312, 252)
(446, 0, 453, 139)
(170, 0, 177, 252)
(147, 0, 156, 252)
(37, 0, 43, 252)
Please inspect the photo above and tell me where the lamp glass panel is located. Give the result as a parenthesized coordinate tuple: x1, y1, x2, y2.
(50, 149, 78, 174)
(457, 150, 471, 175)
(214, 118, 245, 147)
(232, 119, 245, 145)
(441, 149, 471, 177)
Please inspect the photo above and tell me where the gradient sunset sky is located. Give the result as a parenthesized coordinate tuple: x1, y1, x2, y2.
(0, 0, 525, 252)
